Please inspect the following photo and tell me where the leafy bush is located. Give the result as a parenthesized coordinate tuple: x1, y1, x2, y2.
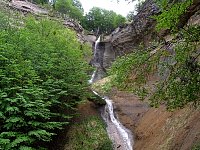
(108, 45, 161, 99)
(154, 0, 193, 31)
(0, 14, 90, 149)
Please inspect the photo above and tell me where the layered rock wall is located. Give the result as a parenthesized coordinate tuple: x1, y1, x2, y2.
(110, 0, 160, 55)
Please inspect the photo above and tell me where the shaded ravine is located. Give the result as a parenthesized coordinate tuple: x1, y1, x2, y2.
(90, 36, 133, 150)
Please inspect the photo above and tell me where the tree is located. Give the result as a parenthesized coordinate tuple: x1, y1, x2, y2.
(126, 11, 135, 22)
(81, 7, 126, 34)
(55, 0, 84, 21)
(72, 0, 84, 13)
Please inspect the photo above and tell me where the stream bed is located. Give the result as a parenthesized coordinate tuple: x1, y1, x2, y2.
(93, 91, 133, 150)
(90, 36, 133, 150)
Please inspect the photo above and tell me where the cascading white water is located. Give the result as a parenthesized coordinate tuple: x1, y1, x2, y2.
(95, 35, 101, 50)
(89, 36, 100, 84)
(102, 97, 133, 150)
(88, 69, 96, 84)
(90, 36, 133, 149)
(95, 90, 133, 150)
(89, 36, 101, 84)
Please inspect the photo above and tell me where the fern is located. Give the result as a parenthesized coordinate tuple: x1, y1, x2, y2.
(28, 130, 55, 142)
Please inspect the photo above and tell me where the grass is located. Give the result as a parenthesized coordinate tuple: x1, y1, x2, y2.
(65, 116, 112, 150)
(193, 143, 200, 150)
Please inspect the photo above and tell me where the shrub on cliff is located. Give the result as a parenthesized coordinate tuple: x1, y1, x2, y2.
(0, 13, 90, 149)
(154, 0, 193, 31)
(109, 25, 200, 110)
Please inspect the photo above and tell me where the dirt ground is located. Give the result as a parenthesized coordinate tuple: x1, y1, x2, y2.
(109, 90, 200, 150)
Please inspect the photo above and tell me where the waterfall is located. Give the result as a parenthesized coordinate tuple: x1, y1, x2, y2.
(88, 36, 100, 84)
(101, 96, 133, 150)
(95, 35, 101, 50)
(88, 69, 96, 84)
(90, 36, 133, 150)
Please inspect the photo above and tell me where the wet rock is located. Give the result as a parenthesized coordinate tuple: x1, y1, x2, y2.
(88, 91, 106, 106)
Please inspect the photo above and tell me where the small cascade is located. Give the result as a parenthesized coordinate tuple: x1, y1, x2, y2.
(101, 96, 133, 150)
(90, 36, 133, 149)
(90, 35, 106, 83)
(88, 69, 96, 84)
(95, 36, 101, 50)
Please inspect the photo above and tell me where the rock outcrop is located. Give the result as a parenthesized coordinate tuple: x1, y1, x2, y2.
(109, 0, 200, 56)
(9, 0, 48, 15)
(110, 0, 160, 55)
(7, 0, 89, 43)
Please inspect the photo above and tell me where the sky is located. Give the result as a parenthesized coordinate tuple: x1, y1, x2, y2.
(79, 0, 138, 17)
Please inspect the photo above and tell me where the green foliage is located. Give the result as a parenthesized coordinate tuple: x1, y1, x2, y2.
(66, 116, 112, 150)
(154, 0, 193, 31)
(151, 27, 200, 109)
(72, 0, 84, 12)
(0, 13, 90, 149)
(55, 0, 84, 21)
(81, 7, 126, 34)
(193, 143, 200, 150)
(108, 45, 161, 99)
(109, 25, 200, 109)
(0, 12, 9, 30)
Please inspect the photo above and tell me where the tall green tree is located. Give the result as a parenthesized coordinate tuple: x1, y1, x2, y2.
(82, 7, 126, 34)
(72, 0, 84, 13)
(55, 0, 84, 21)
(126, 11, 135, 21)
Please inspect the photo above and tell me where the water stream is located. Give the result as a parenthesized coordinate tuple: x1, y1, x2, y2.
(90, 37, 133, 150)
(94, 90, 133, 150)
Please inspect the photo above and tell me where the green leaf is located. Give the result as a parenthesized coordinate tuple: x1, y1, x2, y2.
(28, 130, 55, 141)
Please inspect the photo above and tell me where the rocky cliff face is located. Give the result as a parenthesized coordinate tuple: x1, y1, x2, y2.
(9, 0, 48, 15)
(89, 40, 115, 82)
(92, 1, 200, 149)
(7, 0, 89, 43)
(94, 0, 200, 70)
(90, 0, 160, 75)
(109, 0, 200, 56)
(110, 0, 160, 55)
